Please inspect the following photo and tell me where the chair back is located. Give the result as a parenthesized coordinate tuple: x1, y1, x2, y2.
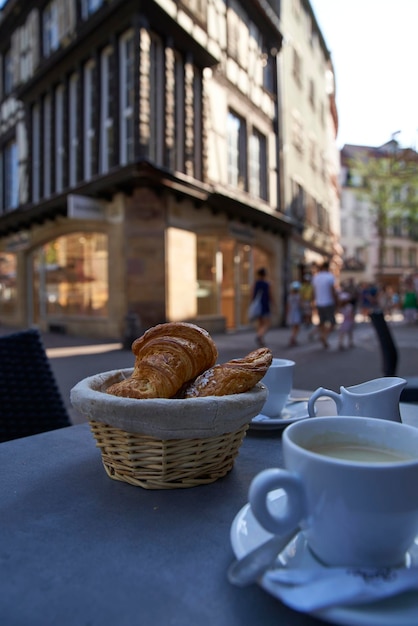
(0, 329, 71, 443)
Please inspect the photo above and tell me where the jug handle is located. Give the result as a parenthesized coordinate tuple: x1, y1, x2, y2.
(308, 387, 342, 417)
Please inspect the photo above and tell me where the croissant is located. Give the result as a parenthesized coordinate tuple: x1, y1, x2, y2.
(182, 347, 273, 397)
(107, 322, 218, 399)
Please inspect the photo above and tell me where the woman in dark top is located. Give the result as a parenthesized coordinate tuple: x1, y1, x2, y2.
(252, 267, 273, 347)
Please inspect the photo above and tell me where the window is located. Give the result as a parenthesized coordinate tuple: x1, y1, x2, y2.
(69, 73, 79, 186)
(0, 253, 17, 317)
(227, 111, 246, 190)
(292, 111, 304, 154)
(81, 0, 103, 19)
(309, 79, 315, 109)
(119, 31, 135, 165)
(290, 181, 305, 220)
(84, 60, 96, 180)
(174, 52, 185, 173)
(100, 47, 114, 173)
(393, 247, 402, 267)
(55, 85, 65, 192)
(249, 129, 267, 200)
(4, 141, 19, 210)
(34, 232, 108, 318)
(292, 48, 302, 87)
(43, 1, 59, 57)
(193, 67, 202, 180)
(32, 104, 41, 202)
(149, 34, 164, 165)
(182, 0, 207, 23)
(309, 137, 317, 171)
(4, 49, 13, 95)
(43, 94, 52, 197)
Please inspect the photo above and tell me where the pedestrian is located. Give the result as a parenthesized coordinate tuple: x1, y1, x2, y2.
(338, 292, 355, 350)
(300, 274, 314, 327)
(311, 260, 337, 349)
(250, 267, 273, 347)
(402, 281, 418, 324)
(286, 281, 303, 347)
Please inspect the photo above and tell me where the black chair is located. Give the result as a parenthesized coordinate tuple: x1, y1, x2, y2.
(0, 328, 71, 443)
(369, 311, 398, 377)
(369, 311, 418, 403)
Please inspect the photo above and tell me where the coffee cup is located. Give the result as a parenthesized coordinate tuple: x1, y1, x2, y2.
(249, 416, 418, 567)
(260, 358, 295, 417)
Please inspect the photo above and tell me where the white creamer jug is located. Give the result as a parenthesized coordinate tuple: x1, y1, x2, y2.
(307, 377, 407, 422)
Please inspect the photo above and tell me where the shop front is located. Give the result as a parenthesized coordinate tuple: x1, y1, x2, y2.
(0, 185, 289, 338)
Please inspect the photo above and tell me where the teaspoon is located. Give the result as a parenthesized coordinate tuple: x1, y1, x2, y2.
(228, 527, 298, 587)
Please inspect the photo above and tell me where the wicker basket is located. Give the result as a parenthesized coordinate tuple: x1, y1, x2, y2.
(71, 369, 267, 490)
(89, 419, 249, 489)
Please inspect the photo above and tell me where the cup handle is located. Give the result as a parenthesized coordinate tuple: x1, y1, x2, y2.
(307, 387, 341, 417)
(248, 468, 307, 535)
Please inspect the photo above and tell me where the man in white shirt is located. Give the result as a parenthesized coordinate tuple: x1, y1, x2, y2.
(312, 260, 337, 348)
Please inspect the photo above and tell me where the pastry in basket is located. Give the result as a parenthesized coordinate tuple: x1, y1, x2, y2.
(107, 322, 218, 399)
(181, 347, 272, 397)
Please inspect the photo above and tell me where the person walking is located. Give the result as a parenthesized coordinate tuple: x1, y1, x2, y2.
(300, 274, 314, 328)
(338, 292, 355, 350)
(251, 267, 273, 347)
(311, 260, 337, 349)
(286, 281, 303, 347)
(402, 280, 418, 324)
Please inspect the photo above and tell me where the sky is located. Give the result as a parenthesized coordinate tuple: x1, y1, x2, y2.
(310, 0, 418, 150)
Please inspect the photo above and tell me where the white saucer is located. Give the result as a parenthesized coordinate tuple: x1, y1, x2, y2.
(250, 401, 309, 430)
(230, 490, 418, 626)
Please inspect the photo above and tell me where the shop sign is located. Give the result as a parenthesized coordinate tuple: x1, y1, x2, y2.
(6, 232, 30, 251)
(67, 194, 105, 220)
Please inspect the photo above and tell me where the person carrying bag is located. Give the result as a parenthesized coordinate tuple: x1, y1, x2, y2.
(249, 268, 273, 347)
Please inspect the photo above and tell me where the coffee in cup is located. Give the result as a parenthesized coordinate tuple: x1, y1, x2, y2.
(249, 416, 418, 567)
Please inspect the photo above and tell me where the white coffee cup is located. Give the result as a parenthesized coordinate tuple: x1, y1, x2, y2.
(260, 358, 295, 417)
(249, 416, 418, 567)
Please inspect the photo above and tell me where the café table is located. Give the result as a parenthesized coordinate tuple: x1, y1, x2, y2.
(1, 400, 417, 626)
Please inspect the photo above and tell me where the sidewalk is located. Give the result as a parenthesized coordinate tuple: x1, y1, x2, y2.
(1, 317, 417, 424)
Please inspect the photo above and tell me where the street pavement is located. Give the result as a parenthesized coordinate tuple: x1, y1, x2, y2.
(1, 315, 417, 424)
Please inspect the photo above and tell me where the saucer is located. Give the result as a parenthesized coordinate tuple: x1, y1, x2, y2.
(230, 489, 418, 626)
(250, 401, 308, 430)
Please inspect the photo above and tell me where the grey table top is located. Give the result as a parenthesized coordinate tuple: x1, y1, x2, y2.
(1, 401, 417, 626)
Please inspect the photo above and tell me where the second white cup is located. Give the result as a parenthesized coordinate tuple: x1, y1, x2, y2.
(260, 358, 295, 418)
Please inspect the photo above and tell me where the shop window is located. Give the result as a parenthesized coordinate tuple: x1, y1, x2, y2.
(196, 236, 219, 316)
(34, 233, 108, 318)
(0, 253, 17, 316)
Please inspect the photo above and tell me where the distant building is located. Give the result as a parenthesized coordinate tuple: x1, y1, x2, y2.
(277, 0, 341, 278)
(0, 0, 340, 338)
(340, 141, 418, 290)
